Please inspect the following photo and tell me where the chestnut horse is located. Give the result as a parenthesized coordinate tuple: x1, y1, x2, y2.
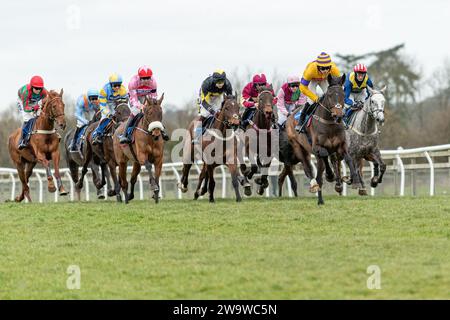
(306, 74, 361, 205)
(239, 86, 275, 196)
(178, 94, 242, 202)
(8, 89, 67, 202)
(113, 95, 165, 203)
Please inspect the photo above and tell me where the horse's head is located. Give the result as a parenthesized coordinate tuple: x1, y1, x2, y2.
(43, 89, 66, 130)
(256, 85, 274, 119)
(367, 86, 387, 125)
(325, 74, 345, 119)
(113, 100, 131, 123)
(143, 93, 164, 139)
(220, 94, 241, 129)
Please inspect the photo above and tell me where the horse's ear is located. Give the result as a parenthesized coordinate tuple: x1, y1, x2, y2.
(340, 74, 346, 86)
(158, 93, 165, 105)
(60, 88, 64, 96)
(380, 85, 387, 93)
(367, 86, 374, 95)
(327, 73, 333, 84)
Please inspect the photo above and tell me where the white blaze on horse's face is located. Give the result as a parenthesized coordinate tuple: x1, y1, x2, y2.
(369, 91, 386, 124)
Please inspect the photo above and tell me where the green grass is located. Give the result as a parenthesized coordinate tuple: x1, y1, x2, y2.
(0, 196, 449, 299)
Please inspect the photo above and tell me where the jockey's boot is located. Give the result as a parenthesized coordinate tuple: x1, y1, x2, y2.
(271, 113, 279, 130)
(70, 127, 82, 151)
(192, 117, 204, 145)
(92, 118, 110, 145)
(18, 122, 30, 150)
(240, 107, 255, 130)
(119, 115, 134, 144)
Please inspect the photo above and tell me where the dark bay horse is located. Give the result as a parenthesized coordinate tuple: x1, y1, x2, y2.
(72, 101, 130, 199)
(178, 94, 242, 202)
(8, 89, 67, 202)
(64, 111, 104, 200)
(239, 86, 276, 196)
(113, 95, 165, 203)
(278, 106, 317, 196)
(306, 74, 361, 205)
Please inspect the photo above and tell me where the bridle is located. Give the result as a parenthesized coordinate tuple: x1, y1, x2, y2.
(43, 96, 65, 120)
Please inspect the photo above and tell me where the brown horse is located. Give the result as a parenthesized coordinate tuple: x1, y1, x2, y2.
(278, 106, 317, 196)
(239, 86, 276, 196)
(113, 95, 165, 203)
(8, 89, 67, 202)
(178, 94, 242, 202)
(74, 101, 131, 200)
(306, 74, 361, 205)
(64, 111, 104, 200)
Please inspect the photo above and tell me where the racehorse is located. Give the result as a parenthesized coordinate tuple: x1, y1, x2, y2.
(239, 86, 276, 196)
(305, 74, 361, 205)
(64, 111, 104, 200)
(113, 95, 165, 204)
(70, 100, 130, 199)
(8, 89, 67, 202)
(178, 94, 242, 202)
(344, 86, 387, 195)
(277, 106, 317, 196)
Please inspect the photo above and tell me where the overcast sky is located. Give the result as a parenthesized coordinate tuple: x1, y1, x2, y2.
(1, 0, 449, 111)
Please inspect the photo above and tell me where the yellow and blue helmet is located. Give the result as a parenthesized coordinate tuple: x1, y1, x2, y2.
(108, 73, 123, 85)
(212, 69, 226, 83)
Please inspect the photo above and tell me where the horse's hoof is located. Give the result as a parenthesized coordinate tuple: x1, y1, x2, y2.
(177, 182, 188, 193)
(15, 196, 23, 203)
(48, 186, 57, 193)
(371, 177, 379, 188)
(209, 199, 215, 203)
(152, 192, 159, 203)
(309, 179, 320, 193)
(128, 193, 134, 202)
(236, 197, 242, 202)
(359, 188, 368, 196)
(194, 193, 199, 200)
(342, 176, 351, 185)
(257, 187, 264, 195)
(59, 187, 68, 196)
(255, 177, 262, 185)
(262, 181, 269, 189)
(352, 182, 362, 190)
(335, 184, 343, 194)
(107, 190, 116, 197)
(318, 199, 324, 205)
(244, 185, 252, 196)
(98, 194, 105, 200)
(116, 195, 122, 203)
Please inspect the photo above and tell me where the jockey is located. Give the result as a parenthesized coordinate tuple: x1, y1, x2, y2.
(276, 75, 307, 128)
(298, 52, 341, 132)
(17, 75, 48, 150)
(343, 63, 374, 124)
(192, 69, 233, 144)
(69, 89, 100, 151)
(240, 73, 276, 129)
(92, 73, 128, 145)
(119, 66, 169, 144)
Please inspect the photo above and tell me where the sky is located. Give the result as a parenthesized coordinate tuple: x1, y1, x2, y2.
(1, 0, 449, 111)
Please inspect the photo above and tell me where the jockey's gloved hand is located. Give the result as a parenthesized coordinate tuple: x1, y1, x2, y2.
(356, 101, 364, 109)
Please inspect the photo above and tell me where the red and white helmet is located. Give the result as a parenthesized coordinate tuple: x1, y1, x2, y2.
(287, 75, 300, 84)
(138, 66, 153, 78)
(30, 75, 44, 88)
(354, 64, 368, 73)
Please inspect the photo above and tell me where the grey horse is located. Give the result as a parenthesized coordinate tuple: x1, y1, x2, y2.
(343, 86, 387, 195)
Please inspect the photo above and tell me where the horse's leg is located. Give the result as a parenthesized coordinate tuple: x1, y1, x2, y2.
(248, 164, 258, 180)
(35, 149, 56, 194)
(76, 146, 93, 190)
(286, 165, 298, 197)
(207, 165, 216, 203)
(128, 162, 141, 202)
(341, 146, 362, 189)
(117, 161, 128, 203)
(368, 149, 386, 187)
(278, 165, 288, 197)
(144, 160, 160, 203)
(316, 157, 326, 205)
(23, 161, 36, 201)
(178, 163, 192, 192)
(200, 170, 209, 196)
(14, 161, 27, 202)
(107, 160, 118, 197)
(332, 157, 344, 195)
(228, 164, 242, 202)
(194, 165, 207, 200)
(357, 159, 368, 196)
(238, 163, 252, 196)
(324, 156, 335, 183)
(153, 158, 163, 203)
